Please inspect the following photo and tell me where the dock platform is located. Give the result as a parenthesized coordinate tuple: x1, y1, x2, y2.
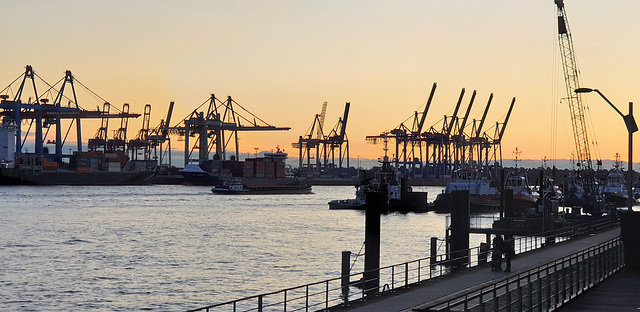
(330, 228, 633, 312)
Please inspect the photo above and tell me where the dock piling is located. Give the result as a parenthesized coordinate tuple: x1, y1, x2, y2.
(449, 190, 470, 270)
(341, 250, 351, 306)
(364, 192, 381, 296)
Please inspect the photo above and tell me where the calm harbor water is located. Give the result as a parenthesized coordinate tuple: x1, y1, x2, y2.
(0, 185, 491, 311)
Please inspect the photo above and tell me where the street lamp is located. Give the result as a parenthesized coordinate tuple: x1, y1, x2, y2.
(575, 87, 637, 212)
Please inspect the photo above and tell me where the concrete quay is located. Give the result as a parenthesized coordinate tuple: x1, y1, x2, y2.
(330, 228, 632, 312)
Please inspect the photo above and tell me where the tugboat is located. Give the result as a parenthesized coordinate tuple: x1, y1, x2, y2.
(328, 184, 366, 209)
(433, 167, 499, 213)
(328, 156, 428, 212)
(601, 155, 636, 207)
(504, 171, 539, 213)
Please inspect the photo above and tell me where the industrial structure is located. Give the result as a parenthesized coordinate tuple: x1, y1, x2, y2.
(177, 94, 290, 172)
(554, 0, 603, 213)
(0, 65, 165, 185)
(292, 101, 354, 180)
(366, 82, 514, 184)
(0, 66, 140, 165)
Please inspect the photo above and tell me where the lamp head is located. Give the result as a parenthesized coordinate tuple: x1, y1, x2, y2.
(574, 88, 594, 93)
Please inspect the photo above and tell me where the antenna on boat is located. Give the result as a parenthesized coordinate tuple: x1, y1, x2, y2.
(513, 147, 522, 170)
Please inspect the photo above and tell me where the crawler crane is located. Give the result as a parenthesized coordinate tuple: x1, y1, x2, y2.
(555, 0, 603, 213)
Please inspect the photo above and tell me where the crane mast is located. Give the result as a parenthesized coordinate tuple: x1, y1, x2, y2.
(555, 0, 591, 171)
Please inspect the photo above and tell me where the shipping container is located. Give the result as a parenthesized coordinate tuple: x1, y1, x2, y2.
(243, 168, 254, 178)
(107, 162, 121, 172)
(276, 162, 286, 178)
(76, 166, 91, 173)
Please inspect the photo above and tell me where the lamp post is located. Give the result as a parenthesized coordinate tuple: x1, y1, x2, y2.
(575, 88, 637, 211)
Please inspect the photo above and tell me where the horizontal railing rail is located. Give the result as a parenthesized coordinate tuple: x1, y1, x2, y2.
(185, 218, 618, 312)
(412, 236, 624, 312)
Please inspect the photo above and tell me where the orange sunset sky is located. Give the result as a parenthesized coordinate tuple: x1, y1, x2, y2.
(1, 1, 639, 168)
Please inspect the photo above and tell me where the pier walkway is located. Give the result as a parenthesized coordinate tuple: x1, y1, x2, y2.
(332, 228, 623, 312)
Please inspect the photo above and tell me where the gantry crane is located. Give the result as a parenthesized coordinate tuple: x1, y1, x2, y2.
(366, 83, 511, 182)
(0, 66, 140, 163)
(293, 101, 328, 173)
(88, 102, 111, 151)
(366, 83, 437, 177)
(109, 103, 130, 151)
(181, 94, 290, 168)
(126, 101, 175, 168)
(128, 104, 152, 160)
(293, 101, 352, 179)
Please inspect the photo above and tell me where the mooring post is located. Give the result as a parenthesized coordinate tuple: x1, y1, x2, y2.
(430, 237, 438, 266)
(341, 250, 351, 306)
(450, 190, 470, 270)
(621, 211, 640, 270)
(500, 169, 505, 219)
(364, 191, 381, 297)
(504, 189, 514, 218)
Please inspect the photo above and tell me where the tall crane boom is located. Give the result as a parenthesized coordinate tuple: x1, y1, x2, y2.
(317, 101, 327, 140)
(555, 0, 591, 170)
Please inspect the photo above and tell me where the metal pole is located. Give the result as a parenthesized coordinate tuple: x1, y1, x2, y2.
(628, 102, 634, 211)
(341, 250, 351, 306)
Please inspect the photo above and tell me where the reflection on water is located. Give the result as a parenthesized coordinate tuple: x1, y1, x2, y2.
(0, 185, 492, 311)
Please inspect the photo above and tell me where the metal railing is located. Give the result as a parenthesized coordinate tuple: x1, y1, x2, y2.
(185, 218, 618, 312)
(413, 236, 624, 311)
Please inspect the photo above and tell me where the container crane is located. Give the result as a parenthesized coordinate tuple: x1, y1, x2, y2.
(109, 103, 130, 151)
(88, 102, 110, 151)
(366, 83, 437, 176)
(128, 104, 152, 160)
(326, 102, 350, 173)
(181, 94, 290, 168)
(293, 101, 327, 173)
(146, 101, 175, 166)
(0, 66, 141, 163)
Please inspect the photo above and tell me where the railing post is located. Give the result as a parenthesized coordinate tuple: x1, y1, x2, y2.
(506, 280, 511, 311)
(430, 237, 438, 267)
(537, 271, 542, 312)
(258, 295, 263, 312)
(405, 262, 409, 287)
(516, 277, 522, 312)
(527, 274, 533, 312)
(325, 281, 329, 310)
(341, 250, 351, 306)
(576, 255, 581, 294)
(391, 266, 395, 290)
(305, 285, 309, 312)
(569, 256, 574, 299)
(493, 284, 498, 312)
(588, 249, 593, 287)
(546, 266, 551, 310)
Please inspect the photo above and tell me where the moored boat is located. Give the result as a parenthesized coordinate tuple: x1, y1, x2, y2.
(327, 156, 428, 213)
(433, 167, 500, 213)
(0, 151, 154, 185)
(211, 180, 312, 195)
(180, 148, 293, 186)
(504, 172, 539, 213)
(601, 171, 635, 207)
